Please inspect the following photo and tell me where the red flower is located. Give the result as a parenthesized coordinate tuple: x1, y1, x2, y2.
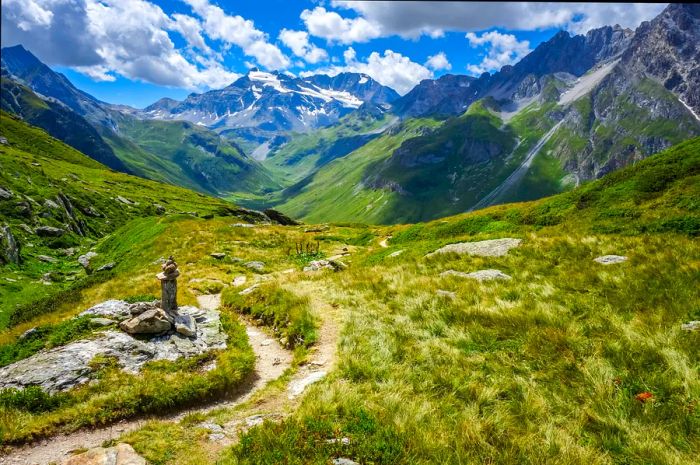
(635, 392, 653, 403)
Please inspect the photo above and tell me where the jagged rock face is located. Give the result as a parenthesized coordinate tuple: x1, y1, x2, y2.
(621, 4, 700, 117)
(140, 70, 399, 139)
(0, 302, 227, 393)
(1, 224, 21, 265)
(392, 74, 477, 117)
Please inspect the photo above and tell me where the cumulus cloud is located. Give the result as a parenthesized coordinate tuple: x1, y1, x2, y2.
(183, 0, 289, 69)
(425, 52, 451, 71)
(301, 7, 382, 44)
(465, 31, 531, 75)
(301, 47, 432, 95)
(279, 29, 328, 64)
(332, 2, 666, 38)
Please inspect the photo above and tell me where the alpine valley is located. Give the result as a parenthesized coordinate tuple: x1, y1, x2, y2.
(0, 3, 699, 465)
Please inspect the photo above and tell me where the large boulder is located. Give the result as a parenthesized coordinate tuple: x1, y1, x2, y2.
(62, 443, 145, 465)
(0, 304, 227, 393)
(35, 226, 66, 237)
(1, 224, 21, 265)
(426, 238, 522, 258)
(119, 308, 173, 334)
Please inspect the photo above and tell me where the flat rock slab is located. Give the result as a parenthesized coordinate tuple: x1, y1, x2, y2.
(594, 255, 628, 265)
(681, 321, 700, 332)
(0, 303, 226, 393)
(288, 371, 327, 399)
(441, 269, 512, 281)
(426, 238, 522, 258)
(62, 443, 145, 465)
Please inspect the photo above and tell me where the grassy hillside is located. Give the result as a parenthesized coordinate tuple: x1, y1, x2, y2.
(0, 112, 257, 328)
(0, 136, 697, 463)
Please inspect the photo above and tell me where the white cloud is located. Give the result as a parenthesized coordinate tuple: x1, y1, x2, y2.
(301, 7, 381, 44)
(329, 2, 666, 39)
(279, 29, 328, 64)
(183, 0, 289, 70)
(465, 31, 531, 75)
(425, 52, 451, 71)
(2, 0, 53, 30)
(302, 47, 432, 95)
(1, 0, 240, 91)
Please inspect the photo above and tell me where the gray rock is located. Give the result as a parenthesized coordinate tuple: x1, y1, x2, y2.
(97, 262, 116, 272)
(0, 136, 7, 145)
(441, 269, 512, 281)
(329, 259, 348, 271)
(78, 251, 98, 268)
(116, 195, 135, 205)
(154, 203, 166, 215)
(231, 223, 255, 228)
(62, 443, 146, 465)
(1, 304, 226, 393)
(44, 199, 61, 209)
(175, 313, 197, 337)
(1, 224, 21, 265)
(288, 371, 327, 399)
(60, 247, 76, 256)
(0, 186, 12, 200)
(239, 284, 260, 296)
(80, 300, 133, 320)
(41, 273, 53, 285)
(333, 459, 359, 465)
(210, 252, 226, 259)
(681, 321, 700, 332)
(18, 223, 34, 234)
(245, 261, 265, 271)
(128, 302, 155, 316)
(88, 318, 116, 328)
(19, 327, 38, 340)
(35, 226, 66, 237)
(119, 308, 173, 334)
(37, 255, 57, 263)
(426, 238, 522, 258)
(303, 260, 333, 272)
(388, 250, 404, 258)
(232, 275, 247, 287)
(594, 255, 628, 265)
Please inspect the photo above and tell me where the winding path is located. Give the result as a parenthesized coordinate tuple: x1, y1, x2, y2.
(1, 294, 293, 465)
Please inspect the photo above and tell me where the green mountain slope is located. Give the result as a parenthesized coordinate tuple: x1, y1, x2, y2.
(0, 112, 259, 327)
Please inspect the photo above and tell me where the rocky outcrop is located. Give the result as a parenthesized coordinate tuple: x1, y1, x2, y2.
(427, 238, 522, 258)
(35, 225, 66, 237)
(0, 303, 227, 393)
(263, 208, 300, 226)
(62, 443, 145, 465)
(1, 224, 21, 265)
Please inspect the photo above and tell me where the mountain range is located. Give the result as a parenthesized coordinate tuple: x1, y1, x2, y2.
(1, 3, 698, 224)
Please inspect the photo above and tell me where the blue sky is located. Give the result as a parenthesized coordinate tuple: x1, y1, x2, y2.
(2, 1, 666, 108)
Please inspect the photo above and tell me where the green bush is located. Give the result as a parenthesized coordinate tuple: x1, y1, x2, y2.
(0, 386, 71, 413)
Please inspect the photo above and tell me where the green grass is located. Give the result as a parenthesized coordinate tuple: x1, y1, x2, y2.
(221, 282, 316, 349)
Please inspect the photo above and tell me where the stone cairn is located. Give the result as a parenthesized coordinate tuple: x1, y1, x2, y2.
(118, 255, 196, 337)
(158, 255, 179, 313)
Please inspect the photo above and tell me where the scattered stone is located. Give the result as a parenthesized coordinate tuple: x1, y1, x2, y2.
(304, 260, 333, 272)
(288, 371, 327, 399)
(88, 318, 116, 328)
(40, 273, 53, 285)
(388, 250, 404, 258)
(4, 277, 17, 282)
(441, 269, 512, 281)
(61, 443, 146, 465)
(231, 223, 255, 228)
(19, 327, 38, 340)
(436, 289, 456, 299)
(153, 203, 166, 215)
(210, 252, 226, 260)
(78, 251, 98, 269)
(329, 259, 348, 271)
(0, 186, 12, 200)
(260, 339, 273, 346)
(61, 247, 76, 256)
(304, 226, 329, 233)
(239, 284, 260, 296)
(245, 261, 265, 272)
(594, 255, 628, 265)
(18, 223, 34, 234)
(326, 437, 351, 445)
(681, 321, 700, 332)
(97, 262, 116, 272)
(333, 458, 359, 465)
(44, 199, 61, 209)
(232, 275, 247, 287)
(31, 162, 41, 166)
(1, 224, 21, 265)
(198, 421, 226, 441)
(174, 313, 197, 337)
(426, 238, 522, 258)
(2, 304, 227, 393)
(81, 206, 102, 217)
(36, 254, 56, 263)
(0, 136, 7, 146)
(115, 195, 135, 205)
(119, 308, 173, 334)
(35, 226, 66, 237)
